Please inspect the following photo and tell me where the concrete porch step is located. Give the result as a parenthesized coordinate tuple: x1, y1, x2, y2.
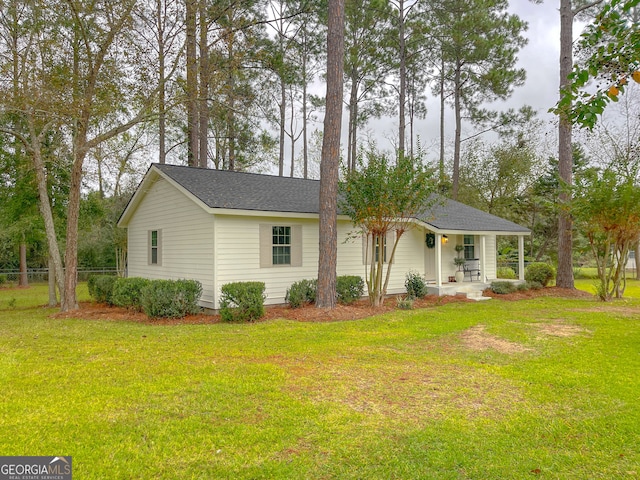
(458, 290, 492, 301)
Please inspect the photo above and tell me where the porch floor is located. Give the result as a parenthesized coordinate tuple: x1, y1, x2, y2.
(426, 281, 491, 300)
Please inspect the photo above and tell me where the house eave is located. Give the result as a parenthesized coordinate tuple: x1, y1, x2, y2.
(414, 219, 530, 236)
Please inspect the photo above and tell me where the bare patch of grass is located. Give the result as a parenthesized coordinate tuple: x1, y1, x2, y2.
(535, 323, 589, 337)
(571, 305, 640, 318)
(460, 324, 533, 354)
(280, 358, 525, 425)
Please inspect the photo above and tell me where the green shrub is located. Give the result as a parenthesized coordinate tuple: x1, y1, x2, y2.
(496, 267, 517, 279)
(526, 280, 543, 290)
(285, 279, 317, 308)
(220, 281, 266, 322)
(396, 295, 414, 310)
(490, 281, 517, 295)
(112, 277, 150, 311)
(525, 262, 555, 287)
(336, 275, 364, 305)
(0, 274, 7, 286)
(405, 270, 428, 299)
(88, 275, 118, 305)
(516, 282, 529, 292)
(141, 279, 202, 318)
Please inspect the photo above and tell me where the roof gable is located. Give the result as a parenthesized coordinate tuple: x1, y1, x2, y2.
(119, 163, 529, 234)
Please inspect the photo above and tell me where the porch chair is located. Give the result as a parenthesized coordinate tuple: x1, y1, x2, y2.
(463, 259, 481, 282)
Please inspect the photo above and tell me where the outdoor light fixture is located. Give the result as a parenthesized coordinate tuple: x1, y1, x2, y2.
(442, 235, 448, 244)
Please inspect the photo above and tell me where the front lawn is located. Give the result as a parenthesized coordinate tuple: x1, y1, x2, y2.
(1, 284, 639, 478)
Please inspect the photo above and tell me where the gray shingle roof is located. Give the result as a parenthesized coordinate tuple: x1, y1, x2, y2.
(421, 197, 530, 233)
(155, 163, 321, 213)
(151, 163, 529, 233)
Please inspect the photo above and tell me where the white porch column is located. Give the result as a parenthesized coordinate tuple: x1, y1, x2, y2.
(435, 233, 443, 287)
(518, 235, 525, 281)
(480, 235, 486, 282)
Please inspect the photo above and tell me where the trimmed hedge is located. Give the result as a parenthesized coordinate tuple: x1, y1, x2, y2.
(141, 279, 202, 318)
(496, 267, 517, 279)
(220, 281, 266, 322)
(88, 275, 118, 305)
(112, 277, 150, 311)
(525, 262, 555, 287)
(526, 280, 543, 290)
(490, 281, 517, 295)
(285, 279, 317, 308)
(336, 275, 364, 305)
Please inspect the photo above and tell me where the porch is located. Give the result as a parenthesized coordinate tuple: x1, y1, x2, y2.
(426, 279, 492, 301)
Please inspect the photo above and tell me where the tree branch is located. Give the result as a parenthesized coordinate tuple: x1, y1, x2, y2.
(572, 0, 604, 17)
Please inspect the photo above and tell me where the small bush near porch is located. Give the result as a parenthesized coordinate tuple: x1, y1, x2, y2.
(1, 282, 639, 478)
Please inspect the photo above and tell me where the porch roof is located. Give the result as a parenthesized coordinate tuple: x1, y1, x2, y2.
(418, 197, 530, 235)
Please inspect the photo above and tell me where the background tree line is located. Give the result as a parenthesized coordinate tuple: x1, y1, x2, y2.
(0, 0, 638, 309)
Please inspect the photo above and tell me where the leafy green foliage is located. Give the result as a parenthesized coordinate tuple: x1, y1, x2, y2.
(340, 145, 437, 306)
(405, 270, 428, 299)
(572, 167, 640, 300)
(87, 275, 118, 305)
(111, 277, 151, 312)
(220, 282, 266, 322)
(285, 279, 317, 308)
(490, 281, 517, 294)
(0, 274, 7, 286)
(497, 267, 517, 279)
(558, 0, 640, 128)
(526, 281, 543, 291)
(141, 279, 202, 319)
(336, 275, 364, 305)
(524, 263, 556, 287)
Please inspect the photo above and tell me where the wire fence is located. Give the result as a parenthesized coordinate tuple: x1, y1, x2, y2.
(0, 268, 119, 284)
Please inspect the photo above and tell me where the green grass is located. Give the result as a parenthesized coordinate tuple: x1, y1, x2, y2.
(1, 284, 640, 478)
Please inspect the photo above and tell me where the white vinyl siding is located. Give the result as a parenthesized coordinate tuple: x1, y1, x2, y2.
(484, 235, 497, 280)
(362, 231, 395, 265)
(126, 178, 216, 308)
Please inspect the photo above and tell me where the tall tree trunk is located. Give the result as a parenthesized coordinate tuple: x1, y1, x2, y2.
(27, 117, 65, 305)
(48, 256, 57, 306)
(397, 0, 406, 158)
(439, 56, 445, 187)
(302, 48, 309, 179)
(198, 0, 209, 168)
(157, 0, 166, 164)
(279, 78, 286, 176)
(61, 145, 86, 311)
(18, 240, 28, 287)
(186, 0, 199, 166)
(348, 71, 358, 171)
(227, 31, 236, 171)
(452, 60, 462, 200)
(317, 0, 345, 309)
(557, 0, 574, 288)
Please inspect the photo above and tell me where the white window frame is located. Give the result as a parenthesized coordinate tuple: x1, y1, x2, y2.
(148, 229, 162, 266)
(463, 234, 475, 259)
(260, 224, 302, 268)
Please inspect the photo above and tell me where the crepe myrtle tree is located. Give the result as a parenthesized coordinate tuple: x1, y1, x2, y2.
(339, 145, 438, 306)
(571, 166, 640, 300)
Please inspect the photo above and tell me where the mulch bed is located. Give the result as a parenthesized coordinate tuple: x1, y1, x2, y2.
(49, 287, 594, 325)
